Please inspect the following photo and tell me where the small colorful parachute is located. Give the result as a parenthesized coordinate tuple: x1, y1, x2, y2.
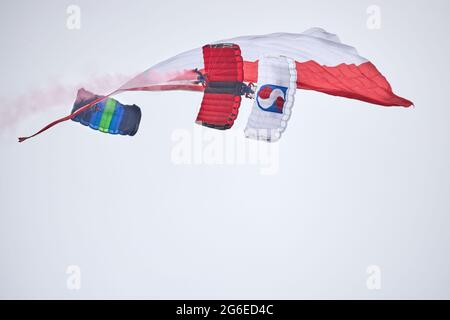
(19, 28, 412, 143)
(71, 89, 141, 136)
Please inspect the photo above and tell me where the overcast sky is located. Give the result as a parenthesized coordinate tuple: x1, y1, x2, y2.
(0, 0, 449, 299)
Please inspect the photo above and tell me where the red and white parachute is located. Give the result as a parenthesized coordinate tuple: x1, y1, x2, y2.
(19, 28, 412, 143)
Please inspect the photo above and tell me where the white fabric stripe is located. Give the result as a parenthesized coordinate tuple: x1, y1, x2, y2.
(119, 28, 366, 91)
(222, 28, 367, 66)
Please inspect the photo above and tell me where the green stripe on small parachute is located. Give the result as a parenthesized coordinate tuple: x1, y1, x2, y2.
(98, 98, 117, 132)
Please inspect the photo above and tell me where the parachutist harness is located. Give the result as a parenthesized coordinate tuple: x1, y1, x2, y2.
(193, 68, 207, 87)
(194, 68, 256, 99)
(242, 82, 256, 99)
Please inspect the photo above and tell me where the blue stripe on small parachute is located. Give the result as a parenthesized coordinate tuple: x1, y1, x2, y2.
(89, 100, 104, 130)
(109, 105, 124, 134)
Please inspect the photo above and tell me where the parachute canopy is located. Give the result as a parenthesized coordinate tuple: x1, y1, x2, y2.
(245, 55, 297, 142)
(71, 89, 141, 136)
(195, 44, 245, 130)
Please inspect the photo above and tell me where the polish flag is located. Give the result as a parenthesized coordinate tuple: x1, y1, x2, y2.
(119, 28, 412, 107)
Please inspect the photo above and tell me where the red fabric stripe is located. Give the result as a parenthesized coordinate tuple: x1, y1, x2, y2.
(297, 61, 412, 107)
(242, 60, 412, 107)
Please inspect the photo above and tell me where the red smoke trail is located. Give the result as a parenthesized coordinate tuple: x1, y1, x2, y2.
(0, 73, 132, 131)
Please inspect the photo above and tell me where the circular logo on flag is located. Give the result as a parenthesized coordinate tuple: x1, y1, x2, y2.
(256, 84, 287, 114)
